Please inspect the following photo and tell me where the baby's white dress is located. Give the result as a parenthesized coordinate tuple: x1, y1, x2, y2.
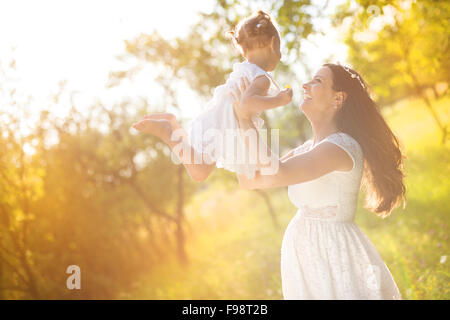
(281, 132, 402, 300)
(186, 61, 280, 178)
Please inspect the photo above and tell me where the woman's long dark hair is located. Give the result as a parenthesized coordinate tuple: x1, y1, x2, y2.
(324, 63, 406, 218)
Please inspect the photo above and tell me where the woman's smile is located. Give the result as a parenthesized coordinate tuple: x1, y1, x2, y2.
(303, 91, 313, 101)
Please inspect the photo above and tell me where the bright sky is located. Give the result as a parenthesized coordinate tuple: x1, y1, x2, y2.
(0, 0, 349, 126)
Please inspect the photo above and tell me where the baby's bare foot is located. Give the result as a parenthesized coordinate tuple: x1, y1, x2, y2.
(143, 113, 181, 130)
(132, 119, 172, 142)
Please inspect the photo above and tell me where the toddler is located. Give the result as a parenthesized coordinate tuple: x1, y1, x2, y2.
(133, 10, 292, 181)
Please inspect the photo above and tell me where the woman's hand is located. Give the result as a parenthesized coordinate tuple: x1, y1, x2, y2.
(231, 77, 252, 121)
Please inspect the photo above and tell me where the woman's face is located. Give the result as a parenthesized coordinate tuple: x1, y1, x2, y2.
(300, 66, 337, 119)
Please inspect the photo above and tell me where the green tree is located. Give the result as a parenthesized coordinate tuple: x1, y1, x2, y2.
(0, 55, 199, 298)
(0, 55, 48, 298)
(335, 0, 449, 142)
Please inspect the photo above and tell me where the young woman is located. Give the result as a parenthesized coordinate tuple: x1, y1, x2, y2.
(232, 63, 406, 299)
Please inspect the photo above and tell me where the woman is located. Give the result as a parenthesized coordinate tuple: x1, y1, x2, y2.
(232, 63, 406, 299)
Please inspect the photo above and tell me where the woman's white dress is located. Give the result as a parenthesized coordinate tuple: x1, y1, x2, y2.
(281, 132, 402, 300)
(186, 60, 280, 178)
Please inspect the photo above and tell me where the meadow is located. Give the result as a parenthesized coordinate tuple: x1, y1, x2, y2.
(125, 96, 450, 300)
(0, 0, 448, 302)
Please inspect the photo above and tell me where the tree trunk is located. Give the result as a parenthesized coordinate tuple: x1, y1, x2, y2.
(175, 166, 188, 265)
(420, 94, 448, 144)
(254, 189, 280, 231)
(19, 252, 40, 299)
(0, 257, 4, 299)
(402, 40, 447, 144)
(257, 114, 281, 230)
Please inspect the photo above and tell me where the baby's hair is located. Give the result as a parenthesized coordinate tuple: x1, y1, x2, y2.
(228, 10, 280, 54)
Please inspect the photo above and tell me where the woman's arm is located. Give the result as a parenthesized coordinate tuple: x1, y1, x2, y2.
(234, 103, 353, 190)
(237, 136, 353, 189)
(280, 148, 296, 162)
(232, 78, 353, 189)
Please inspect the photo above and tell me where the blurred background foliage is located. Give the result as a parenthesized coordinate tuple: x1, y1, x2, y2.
(0, 0, 448, 299)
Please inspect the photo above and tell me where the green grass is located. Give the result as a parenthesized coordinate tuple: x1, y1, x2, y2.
(123, 96, 450, 300)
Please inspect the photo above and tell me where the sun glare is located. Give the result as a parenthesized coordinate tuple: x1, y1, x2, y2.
(0, 0, 213, 108)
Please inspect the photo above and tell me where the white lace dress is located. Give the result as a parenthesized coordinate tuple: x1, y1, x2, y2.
(186, 60, 280, 178)
(281, 132, 402, 300)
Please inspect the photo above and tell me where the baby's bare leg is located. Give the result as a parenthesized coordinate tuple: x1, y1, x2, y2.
(171, 140, 215, 182)
(132, 118, 172, 142)
(143, 113, 181, 130)
(133, 114, 215, 182)
(164, 126, 215, 182)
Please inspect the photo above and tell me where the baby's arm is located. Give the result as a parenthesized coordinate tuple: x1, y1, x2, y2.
(240, 75, 292, 117)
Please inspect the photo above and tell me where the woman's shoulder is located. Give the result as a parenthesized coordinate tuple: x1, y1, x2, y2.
(327, 132, 362, 151)
(323, 132, 364, 167)
(293, 139, 313, 155)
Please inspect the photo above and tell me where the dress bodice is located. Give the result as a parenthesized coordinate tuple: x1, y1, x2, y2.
(287, 132, 364, 222)
(228, 60, 281, 96)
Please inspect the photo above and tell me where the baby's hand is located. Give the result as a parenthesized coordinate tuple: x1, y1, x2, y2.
(276, 87, 293, 105)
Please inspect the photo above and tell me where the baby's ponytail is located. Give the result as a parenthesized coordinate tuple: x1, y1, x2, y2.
(228, 10, 280, 53)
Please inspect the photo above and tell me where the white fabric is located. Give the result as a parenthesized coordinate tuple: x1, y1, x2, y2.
(186, 61, 280, 178)
(281, 132, 402, 300)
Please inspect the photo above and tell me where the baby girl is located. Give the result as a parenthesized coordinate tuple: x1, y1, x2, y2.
(132, 10, 292, 181)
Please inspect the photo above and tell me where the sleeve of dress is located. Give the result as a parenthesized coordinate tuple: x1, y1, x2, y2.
(323, 133, 363, 171)
(293, 139, 313, 155)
